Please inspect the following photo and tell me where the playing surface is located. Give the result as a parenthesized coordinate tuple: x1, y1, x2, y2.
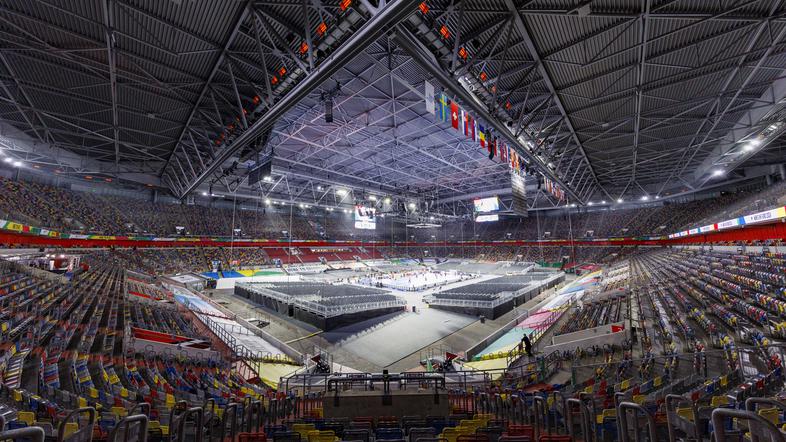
(321, 308, 476, 367)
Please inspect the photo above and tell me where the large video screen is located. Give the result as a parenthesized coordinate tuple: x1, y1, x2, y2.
(473, 196, 499, 212)
(476, 214, 499, 223)
(354, 205, 376, 230)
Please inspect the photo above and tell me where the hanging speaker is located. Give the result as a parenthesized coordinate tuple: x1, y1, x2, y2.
(325, 97, 333, 123)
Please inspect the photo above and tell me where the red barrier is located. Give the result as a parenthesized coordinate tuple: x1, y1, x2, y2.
(0, 219, 784, 249)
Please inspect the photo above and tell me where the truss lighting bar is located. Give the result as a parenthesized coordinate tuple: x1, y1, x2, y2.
(405, 222, 442, 228)
(178, 0, 421, 198)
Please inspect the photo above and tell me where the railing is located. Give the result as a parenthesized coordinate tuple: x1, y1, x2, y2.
(198, 313, 297, 364)
(237, 282, 406, 318)
(295, 298, 406, 317)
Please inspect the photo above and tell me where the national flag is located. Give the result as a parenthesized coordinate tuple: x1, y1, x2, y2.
(468, 116, 475, 141)
(488, 136, 496, 160)
(435, 92, 446, 121)
(501, 142, 507, 162)
(424, 81, 435, 115)
(478, 124, 485, 148)
(462, 111, 469, 137)
(450, 101, 459, 129)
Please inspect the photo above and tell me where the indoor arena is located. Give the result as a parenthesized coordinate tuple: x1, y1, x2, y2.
(0, 0, 786, 441)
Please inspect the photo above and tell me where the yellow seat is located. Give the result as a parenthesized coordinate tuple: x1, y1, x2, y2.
(440, 427, 461, 442)
(676, 407, 695, 422)
(17, 411, 35, 426)
(711, 396, 728, 407)
(111, 406, 127, 417)
(62, 422, 79, 439)
(597, 408, 616, 424)
(294, 423, 317, 440)
(633, 395, 646, 405)
(758, 408, 780, 425)
(307, 430, 337, 442)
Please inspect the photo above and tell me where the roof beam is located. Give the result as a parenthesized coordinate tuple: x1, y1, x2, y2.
(502, 0, 605, 201)
(161, 0, 253, 179)
(101, 0, 120, 171)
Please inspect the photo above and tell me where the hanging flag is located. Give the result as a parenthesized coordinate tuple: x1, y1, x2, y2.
(479, 124, 486, 148)
(424, 81, 435, 115)
(463, 111, 469, 137)
(442, 95, 450, 121)
(469, 116, 475, 141)
(435, 92, 447, 122)
(488, 136, 495, 160)
(501, 142, 507, 162)
(450, 101, 459, 129)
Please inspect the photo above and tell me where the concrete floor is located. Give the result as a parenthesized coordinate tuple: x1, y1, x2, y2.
(209, 274, 573, 373)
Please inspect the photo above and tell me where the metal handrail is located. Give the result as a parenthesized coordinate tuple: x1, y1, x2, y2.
(0, 426, 45, 442)
(566, 398, 592, 442)
(218, 403, 239, 442)
(665, 394, 700, 442)
(711, 408, 785, 442)
(57, 407, 97, 442)
(618, 402, 657, 442)
(171, 407, 204, 442)
(108, 414, 149, 442)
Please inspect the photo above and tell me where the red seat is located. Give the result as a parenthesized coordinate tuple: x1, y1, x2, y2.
(239, 433, 267, 442)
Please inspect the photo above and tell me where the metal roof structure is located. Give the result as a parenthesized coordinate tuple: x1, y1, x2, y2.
(0, 0, 785, 214)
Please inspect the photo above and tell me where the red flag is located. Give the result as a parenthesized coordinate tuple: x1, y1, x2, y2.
(450, 101, 459, 129)
(469, 116, 475, 141)
(611, 324, 624, 333)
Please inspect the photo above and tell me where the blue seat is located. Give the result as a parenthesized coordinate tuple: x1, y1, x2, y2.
(376, 428, 404, 440)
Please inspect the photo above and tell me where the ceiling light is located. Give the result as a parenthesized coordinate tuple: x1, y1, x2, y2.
(429, 216, 435, 220)
(343, 209, 350, 213)
(570, 203, 576, 207)
(336, 189, 347, 196)
(201, 191, 208, 196)
(588, 202, 594, 206)
(263, 176, 272, 182)
(12, 161, 21, 167)
(655, 195, 660, 199)
(601, 200, 606, 204)
(265, 199, 271, 205)
(3, 157, 11, 163)
(712, 169, 724, 177)
(641, 196, 649, 201)
(408, 202, 416, 209)
(384, 197, 391, 204)
(617, 198, 623, 203)
(368, 195, 377, 201)
(317, 186, 323, 191)
(299, 203, 305, 208)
